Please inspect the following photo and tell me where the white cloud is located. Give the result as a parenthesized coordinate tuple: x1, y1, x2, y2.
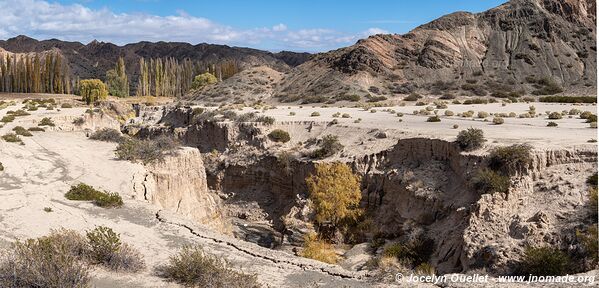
(364, 27, 390, 36)
(0, 0, 378, 52)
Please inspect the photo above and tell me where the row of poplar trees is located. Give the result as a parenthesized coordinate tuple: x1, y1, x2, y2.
(136, 58, 239, 97)
(0, 52, 240, 97)
(0, 52, 73, 94)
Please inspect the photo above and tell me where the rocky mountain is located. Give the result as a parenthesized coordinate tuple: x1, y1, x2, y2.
(0, 35, 310, 92)
(275, 0, 597, 103)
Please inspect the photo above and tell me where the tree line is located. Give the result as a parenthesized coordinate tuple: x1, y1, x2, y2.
(0, 52, 74, 94)
(0, 52, 240, 98)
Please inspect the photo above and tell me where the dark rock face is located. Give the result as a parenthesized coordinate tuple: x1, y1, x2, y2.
(276, 0, 597, 101)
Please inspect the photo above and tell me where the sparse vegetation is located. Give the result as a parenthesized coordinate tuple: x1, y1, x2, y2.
(539, 96, 596, 103)
(157, 245, 259, 287)
(547, 121, 558, 127)
(472, 169, 510, 194)
(65, 183, 123, 208)
(381, 236, 434, 268)
(2, 133, 22, 143)
(268, 129, 291, 143)
(489, 144, 533, 174)
(86, 226, 144, 272)
(310, 135, 344, 159)
(426, 115, 441, 122)
(115, 135, 179, 164)
(12, 126, 32, 136)
(89, 128, 125, 143)
(492, 117, 505, 125)
(456, 128, 485, 151)
(301, 233, 338, 264)
(548, 112, 563, 120)
(518, 247, 571, 276)
(38, 117, 55, 126)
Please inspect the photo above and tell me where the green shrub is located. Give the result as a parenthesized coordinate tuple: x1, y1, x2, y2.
(492, 117, 505, 125)
(89, 128, 125, 143)
(489, 144, 533, 174)
(7, 109, 30, 116)
(576, 225, 598, 266)
(65, 183, 123, 208)
(332, 112, 341, 118)
(27, 127, 45, 132)
(519, 247, 571, 276)
(38, 117, 55, 126)
(268, 129, 291, 143)
(444, 110, 454, 116)
(404, 93, 422, 101)
(310, 135, 344, 159)
(382, 236, 434, 267)
(115, 135, 179, 164)
(342, 113, 351, 118)
(86, 226, 144, 272)
(548, 112, 562, 120)
(472, 169, 510, 194)
(157, 245, 259, 287)
(12, 126, 32, 136)
(456, 128, 485, 151)
(547, 122, 558, 127)
(2, 133, 22, 143)
(310, 111, 320, 117)
(61, 103, 73, 108)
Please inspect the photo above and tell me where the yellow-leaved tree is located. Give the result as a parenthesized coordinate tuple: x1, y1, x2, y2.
(305, 162, 363, 232)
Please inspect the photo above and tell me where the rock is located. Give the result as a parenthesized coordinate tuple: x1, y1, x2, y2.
(339, 243, 373, 271)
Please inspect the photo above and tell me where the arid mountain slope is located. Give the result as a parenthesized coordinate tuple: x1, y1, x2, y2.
(275, 0, 597, 103)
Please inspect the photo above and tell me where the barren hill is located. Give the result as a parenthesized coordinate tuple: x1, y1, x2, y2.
(275, 0, 597, 103)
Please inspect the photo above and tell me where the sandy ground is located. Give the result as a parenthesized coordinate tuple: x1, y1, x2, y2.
(252, 102, 597, 149)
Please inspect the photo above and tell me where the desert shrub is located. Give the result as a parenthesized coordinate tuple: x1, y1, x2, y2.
(539, 96, 596, 103)
(548, 112, 562, 119)
(472, 169, 510, 194)
(306, 162, 362, 231)
(38, 117, 55, 126)
(588, 187, 598, 219)
(221, 110, 238, 120)
(382, 237, 434, 267)
(61, 103, 73, 108)
(115, 135, 179, 164)
(586, 114, 597, 123)
(28, 127, 45, 132)
(462, 98, 488, 105)
(310, 111, 320, 117)
(366, 95, 387, 102)
(1, 115, 15, 123)
(336, 94, 361, 102)
(456, 128, 485, 151)
(508, 112, 517, 118)
(518, 247, 571, 276)
(89, 128, 125, 143)
(72, 117, 85, 126)
(157, 245, 258, 287)
(301, 233, 338, 264)
(86, 226, 144, 272)
(588, 173, 598, 188)
(415, 101, 426, 106)
(453, 124, 459, 129)
(310, 135, 344, 159)
(462, 110, 475, 117)
(0, 234, 90, 287)
(65, 183, 123, 208)
(12, 126, 32, 136)
(255, 115, 275, 125)
(7, 109, 30, 116)
(576, 225, 598, 266)
(547, 121, 558, 127)
(268, 129, 291, 143)
(425, 106, 435, 112)
(0, 162, 3, 171)
(489, 144, 532, 174)
(404, 92, 422, 101)
(342, 113, 351, 118)
(492, 117, 505, 125)
(332, 112, 341, 118)
(444, 110, 454, 116)
(426, 115, 441, 122)
(233, 112, 255, 122)
(2, 133, 22, 143)
(396, 112, 404, 117)
(477, 111, 489, 118)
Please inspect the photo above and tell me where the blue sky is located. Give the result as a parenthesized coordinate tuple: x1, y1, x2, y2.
(1, 0, 506, 52)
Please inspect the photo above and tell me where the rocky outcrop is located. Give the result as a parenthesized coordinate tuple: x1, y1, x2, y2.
(132, 147, 227, 231)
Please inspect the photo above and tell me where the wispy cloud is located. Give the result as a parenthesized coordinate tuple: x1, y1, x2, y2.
(0, 0, 386, 52)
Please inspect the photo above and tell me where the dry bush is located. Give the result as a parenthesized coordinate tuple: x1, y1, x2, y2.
(157, 245, 259, 287)
(86, 226, 144, 272)
(115, 135, 179, 164)
(12, 126, 32, 136)
(489, 144, 532, 174)
(472, 168, 510, 194)
(89, 128, 125, 143)
(518, 247, 571, 276)
(456, 128, 485, 151)
(38, 117, 55, 126)
(301, 233, 338, 264)
(310, 135, 344, 159)
(0, 230, 90, 288)
(268, 129, 291, 143)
